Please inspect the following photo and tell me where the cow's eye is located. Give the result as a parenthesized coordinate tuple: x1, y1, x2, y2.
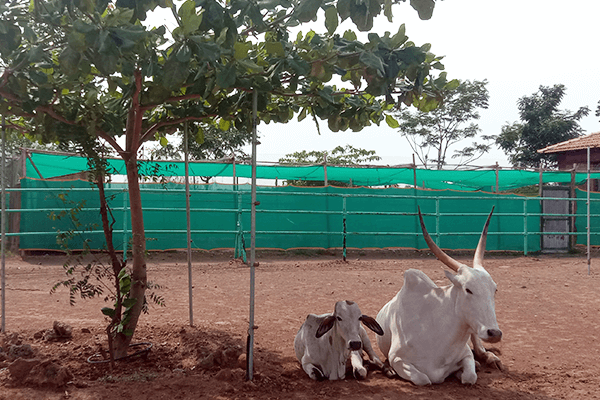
(466, 288, 473, 294)
(336, 316, 342, 321)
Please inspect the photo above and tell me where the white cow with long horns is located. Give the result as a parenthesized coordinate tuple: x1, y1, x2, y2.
(376, 207, 503, 385)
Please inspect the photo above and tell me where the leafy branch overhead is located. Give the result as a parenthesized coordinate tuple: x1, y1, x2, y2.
(0, 0, 449, 148)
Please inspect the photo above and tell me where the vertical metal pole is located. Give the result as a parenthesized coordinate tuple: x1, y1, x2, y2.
(523, 199, 528, 256)
(412, 154, 417, 188)
(247, 89, 258, 380)
(1, 116, 6, 333)
(495, 162, 499, 193)
(435, 198, 440, 247)
(539, 165, 544, 252)
(323, 152, 328, 187)
(232, 154, 237, 187)
(587, 147, 591, 275)
(538, 165, 543, 197)
(342, 196, 347, 262)
(184, 122, 194, 326)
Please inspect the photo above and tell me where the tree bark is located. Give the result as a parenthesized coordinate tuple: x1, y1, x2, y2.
(112, 153, 147, 358)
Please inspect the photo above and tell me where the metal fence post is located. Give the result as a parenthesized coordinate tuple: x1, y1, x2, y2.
(523, 198, 528, 256)
(435, 198, 440, 247)
(342, 196, 347, 261)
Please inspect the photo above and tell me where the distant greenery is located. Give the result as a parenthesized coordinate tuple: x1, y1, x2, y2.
(495, 84, 589, 169)
(279, 145, 380, 186)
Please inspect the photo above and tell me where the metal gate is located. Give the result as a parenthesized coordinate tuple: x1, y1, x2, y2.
(541, 186, 570, 252)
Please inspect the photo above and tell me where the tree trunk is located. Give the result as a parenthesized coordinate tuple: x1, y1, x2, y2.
(112, 154, 147, 358)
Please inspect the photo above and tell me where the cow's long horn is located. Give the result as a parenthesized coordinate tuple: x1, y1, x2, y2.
(418, 207, 463, 272)
(473, 206, 495, 269)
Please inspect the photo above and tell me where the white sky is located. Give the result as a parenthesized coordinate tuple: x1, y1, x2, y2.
(245, 0, 600, 168)
(150, 1, 600, 168)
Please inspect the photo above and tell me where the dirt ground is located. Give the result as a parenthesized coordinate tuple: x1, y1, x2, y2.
(0, 248, 599, 400)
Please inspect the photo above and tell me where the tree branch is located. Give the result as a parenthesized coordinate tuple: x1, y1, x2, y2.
(139, 114, 218, 145)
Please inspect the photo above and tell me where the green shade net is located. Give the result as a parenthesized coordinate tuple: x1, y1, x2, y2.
(25, 151, 600, 191)
(18, 179, 545, 253)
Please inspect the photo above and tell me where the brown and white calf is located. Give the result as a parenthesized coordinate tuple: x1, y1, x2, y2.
(294, 300, 384, 380)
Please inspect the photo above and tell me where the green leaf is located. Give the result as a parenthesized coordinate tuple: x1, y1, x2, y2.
(162, 57, 190, 90)
(216, 27, 229, 46)
(176, 44, 192, 62)
(159, 136, 168, 146)
(384, 0, 393, 22)
(178, 0, 202, 35)
(385, 114, 400, 128)
(337, 0, 351, 21)
(324, 6, 338, 35)
(359, 51, 384, 75)
(101, 307, 116, 317)
(342, 29, 357, 42)
(122, 298, 137, 309)
(391, 24, 407, 48)
(294, 0, 321, 22)
(234, 42, 252, 60)
(265, 41, 284, 57)
(195, 127, 204, 144)
(218, 118, 231, 131)
(410, 0, 435, 20)
(28, 45, 46, 63)
(237, 59, 263, 73)
(73, 20, 96, 34)
(117, 267, 128, 280)
(297, 107, 308, 122)
(216, 63, 236, 88)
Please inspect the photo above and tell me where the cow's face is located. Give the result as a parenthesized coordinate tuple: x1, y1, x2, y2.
(316, 300, 383, 350)
(446, 266, 502, 343)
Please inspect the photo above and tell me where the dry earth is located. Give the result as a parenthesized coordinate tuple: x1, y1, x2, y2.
(0, 249, 599, 400)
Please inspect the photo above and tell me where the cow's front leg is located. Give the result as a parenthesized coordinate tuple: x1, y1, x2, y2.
(391, 356, 432, 386)
(349, 351, 367, 379)
(301, 361, 326, 381)
(471, 334, 504, 371)
(455, 354, 477, 385)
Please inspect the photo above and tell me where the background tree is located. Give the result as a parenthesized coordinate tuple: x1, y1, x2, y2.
(495, 84, 590, 169)
(279, 145, 380, 186)
(279, 145, 381, 165)
(0, 0, 448, 357)
(394, 79, 491, 169)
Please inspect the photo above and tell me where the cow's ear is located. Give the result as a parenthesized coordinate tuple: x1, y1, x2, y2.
(444, 269, 463, 287)
(316, 316, 336, 338)
(360, 315, 384, 336)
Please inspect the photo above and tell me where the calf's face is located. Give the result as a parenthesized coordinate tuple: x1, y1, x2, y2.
(316, 300, 383, 350)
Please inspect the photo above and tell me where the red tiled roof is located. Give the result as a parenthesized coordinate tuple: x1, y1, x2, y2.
(538, 132, 600, 154)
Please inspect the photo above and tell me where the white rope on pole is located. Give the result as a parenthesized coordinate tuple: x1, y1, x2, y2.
(184, 121, 194, 326)
(1, 115, 6, 333)
(587, 146, 591, 275)
(247, 89, 258, 380)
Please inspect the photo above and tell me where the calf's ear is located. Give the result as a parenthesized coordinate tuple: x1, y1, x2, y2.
(316, 316, 336, 338)
(360, 315, 384, 336)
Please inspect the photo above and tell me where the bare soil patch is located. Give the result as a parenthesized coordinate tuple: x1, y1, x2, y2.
(1, 249, 599, 399)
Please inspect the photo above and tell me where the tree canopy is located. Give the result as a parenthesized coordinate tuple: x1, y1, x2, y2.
(279, 144, 380, 165)
(393, 79, 490, 169)
(495, 84, 590, 169)
(279, 144, 380, 186)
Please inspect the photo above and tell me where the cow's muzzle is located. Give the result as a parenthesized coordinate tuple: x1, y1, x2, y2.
(484, 328, 502, 343)
(349, 341, 362, 351)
